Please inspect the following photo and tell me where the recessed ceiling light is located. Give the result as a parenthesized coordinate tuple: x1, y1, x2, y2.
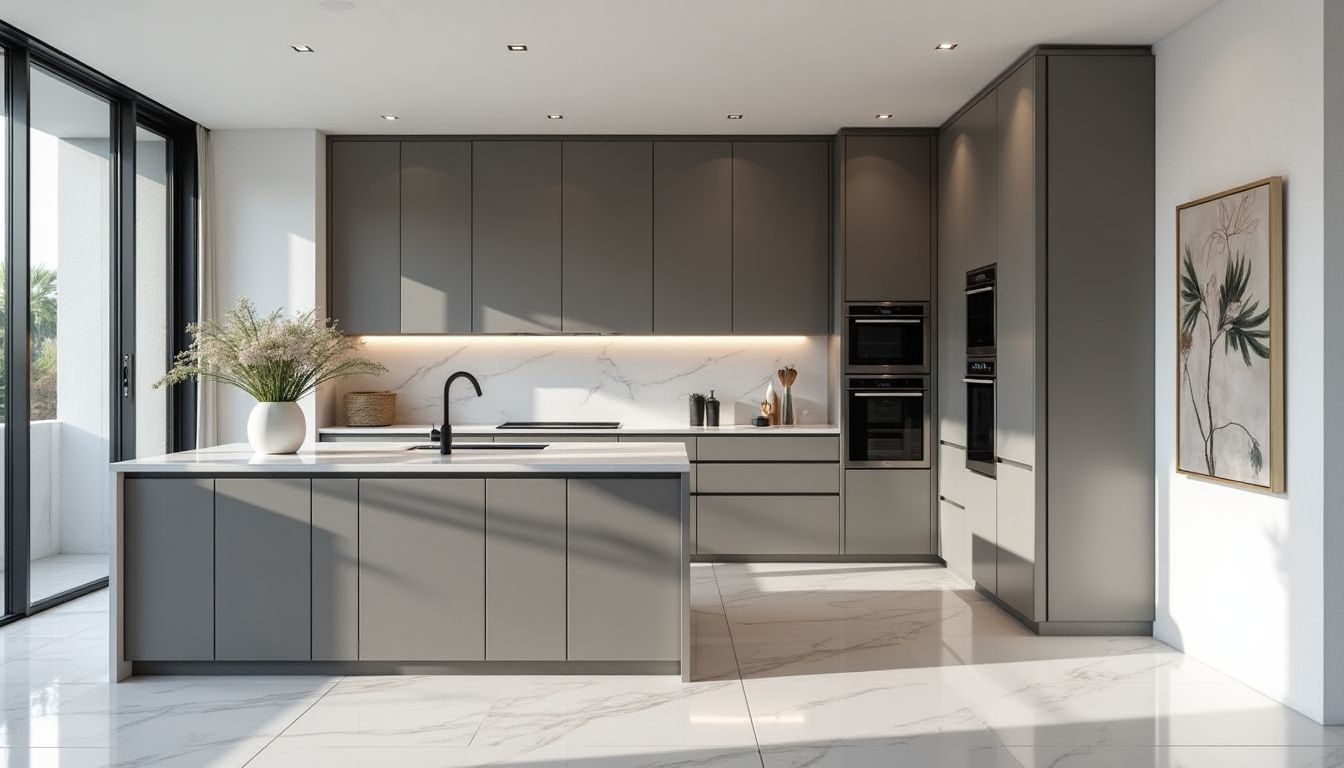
(875, 113, 894, 119)
(507, 44, 528, 52)
(547, 114, 564, 120)
(727, 114, 744, 120)
(291, 44, 314, 53)
(380, 114, 399, 121)
(935, 42, 958, 50)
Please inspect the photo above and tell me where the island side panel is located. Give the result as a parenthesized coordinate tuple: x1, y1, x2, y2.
(123, 477, 215, 662)
(215, 478, 313, 661)
(359, 478, 486, 661)
(312, 478, 360, 661)
(567, 476, 682, 662)
(485, 478, 567, 660)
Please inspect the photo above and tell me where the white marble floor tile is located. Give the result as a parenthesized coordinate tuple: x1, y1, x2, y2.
(761, 744, 1026, 768)
(934, 635, 1232, 686)
(0, 744, 262, 768)
(276, 675, 511, 747)
(1008, 745, 1344, 768)
(249, 743, 765, 768)
(470, 677, 757, 748)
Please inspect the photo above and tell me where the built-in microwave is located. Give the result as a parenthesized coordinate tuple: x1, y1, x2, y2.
(965, 265, 996, 357)
(844, 303, 929, 374)
(844, 375, 930, 468)
(964, 358, 996, 478)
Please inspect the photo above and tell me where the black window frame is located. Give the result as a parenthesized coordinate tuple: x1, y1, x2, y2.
(0, 20, 198, 624)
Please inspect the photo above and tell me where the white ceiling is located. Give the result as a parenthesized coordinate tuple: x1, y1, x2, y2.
(0, 0, 1215, 134)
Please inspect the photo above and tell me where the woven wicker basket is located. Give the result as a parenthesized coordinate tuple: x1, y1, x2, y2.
(344, 391, 397, 427)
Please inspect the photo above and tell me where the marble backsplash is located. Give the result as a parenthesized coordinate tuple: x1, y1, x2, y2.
(329, 336, 831, 428)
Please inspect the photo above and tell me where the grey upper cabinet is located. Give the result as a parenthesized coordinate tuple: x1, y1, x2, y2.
(995, 59, 1040, 468)
(215, 479, 312, 661)
(401, 141, 473, 333)
(359, 478, 486, 660)
(562, 141, 653, 333)
(331, 141, 400, 334)
(652, 141, 733, 333)
(732, 141, 831, 334)
(472, 141, 562, 332)
(937, 91, 997, 447)
(843, 135, 933, 301)
(124, 478, 214, 661)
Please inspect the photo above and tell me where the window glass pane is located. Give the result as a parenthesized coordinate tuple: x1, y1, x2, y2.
(28, 66, 112, 602)
(135, 126, 169, 458)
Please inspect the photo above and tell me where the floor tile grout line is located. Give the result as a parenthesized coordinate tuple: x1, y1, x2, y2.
(239, 675, 346, 767)
(711, 562, 766, 768)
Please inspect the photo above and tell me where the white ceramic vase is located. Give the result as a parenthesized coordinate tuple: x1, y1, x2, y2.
(247, 401, 306, 454)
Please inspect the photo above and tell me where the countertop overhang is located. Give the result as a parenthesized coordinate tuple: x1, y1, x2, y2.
(111, 441, 691, 475)
(319, 423, 840, 437)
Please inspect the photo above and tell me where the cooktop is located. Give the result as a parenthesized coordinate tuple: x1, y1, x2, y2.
(496, 421, 622, 430)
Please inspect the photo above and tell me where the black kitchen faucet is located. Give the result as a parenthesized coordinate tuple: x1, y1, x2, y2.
(437, 371, 482, 454)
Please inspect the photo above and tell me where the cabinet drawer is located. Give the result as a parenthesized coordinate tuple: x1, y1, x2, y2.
(697, 435, 839, 462)
(697, 496, 840, 555)
(697, 462, 839, 494)
(618, 434, 696, 460)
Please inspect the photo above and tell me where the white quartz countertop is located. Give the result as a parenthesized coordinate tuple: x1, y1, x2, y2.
(111, 441, 691, 474)
(319, 423, 840, 437)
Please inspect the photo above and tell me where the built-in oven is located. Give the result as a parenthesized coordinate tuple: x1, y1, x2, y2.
(844, 303, 929, 374)
(964, 359, 997, 477)
(844, 375, 930, 468)
(965, 265, 996, 357)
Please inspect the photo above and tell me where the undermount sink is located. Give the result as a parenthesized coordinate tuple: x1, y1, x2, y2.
(406, 443, 548, 451)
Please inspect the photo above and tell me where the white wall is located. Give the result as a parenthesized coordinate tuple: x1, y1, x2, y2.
(209, 129, 327, 445)
(1154, 0, 1336, 722)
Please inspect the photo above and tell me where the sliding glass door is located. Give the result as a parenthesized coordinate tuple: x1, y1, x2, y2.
(0, 27, 196, 621)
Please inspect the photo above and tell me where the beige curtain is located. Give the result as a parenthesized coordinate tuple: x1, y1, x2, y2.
(194, 125, 218, 448)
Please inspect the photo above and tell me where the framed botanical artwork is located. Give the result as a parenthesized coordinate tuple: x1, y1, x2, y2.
(1176, 176, 1284, 492)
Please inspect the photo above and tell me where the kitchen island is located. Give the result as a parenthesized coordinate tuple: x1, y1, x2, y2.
(109, 441, 691, 681)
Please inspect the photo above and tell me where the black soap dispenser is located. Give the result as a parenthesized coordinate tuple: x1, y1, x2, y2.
(705, 390, 721, 427)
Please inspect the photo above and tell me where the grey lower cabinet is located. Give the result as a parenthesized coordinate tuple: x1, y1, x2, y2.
(731, 141, 831, 334)
(215, 479, 312, 661)
(567, 478, 682, 661)
(331, 140, 400, 334)
(652, 141, 733, 333)
(485, 478, 567, 661)
(995, 462, 1038, 621)
(123, 478, 214, 661)
(964, 469, 997, 593)
(472, 141, 562, 332)
(843, 469, 933, 555)
(562, 141, 653, 333)
(938, 499, 971, 581)
(312, 479, 359, 661)
(697, 496, 840, 555)
(842, 134, 933, 302)
(400, 141, 473, 333)
(359, 478, 486, 660)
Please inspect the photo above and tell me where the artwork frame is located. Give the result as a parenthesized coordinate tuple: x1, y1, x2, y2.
(1175, 176, 1284, 493)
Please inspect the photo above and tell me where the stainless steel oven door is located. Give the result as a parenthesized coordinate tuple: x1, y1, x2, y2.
(964, 376, 997, 477)
(845, 316, 929, 374)
(845, 387, 931, 468)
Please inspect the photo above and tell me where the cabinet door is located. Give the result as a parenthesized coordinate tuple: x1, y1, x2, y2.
(472, 141, 562, 332)
(359, 478, 486, 660)
(965, 469, 997, 593)
(562, 141, 653, 333)
(124, 478, 214, 661)
(401, 141, 473, 333)
(312, 479, 359, 661)
(844, 469, 932, 554)
(995, 462, 1038, 621)
(697, 496, 840, 555)
(938, 499, 970, 581)
(652, 142, 733, 333)
(844, 135, 932, 301)
(215, 479, 312, 661)
(936, 93, 996, 446)
(567, 478, 681, 661)
(331, 140, 400, 334)
(732, 141, 830, 333)
(996, 58, 1039, 467)
(485, 478, 566, 660)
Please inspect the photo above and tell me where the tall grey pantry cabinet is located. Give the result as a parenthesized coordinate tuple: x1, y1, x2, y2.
(936, 48, 1155, 634)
